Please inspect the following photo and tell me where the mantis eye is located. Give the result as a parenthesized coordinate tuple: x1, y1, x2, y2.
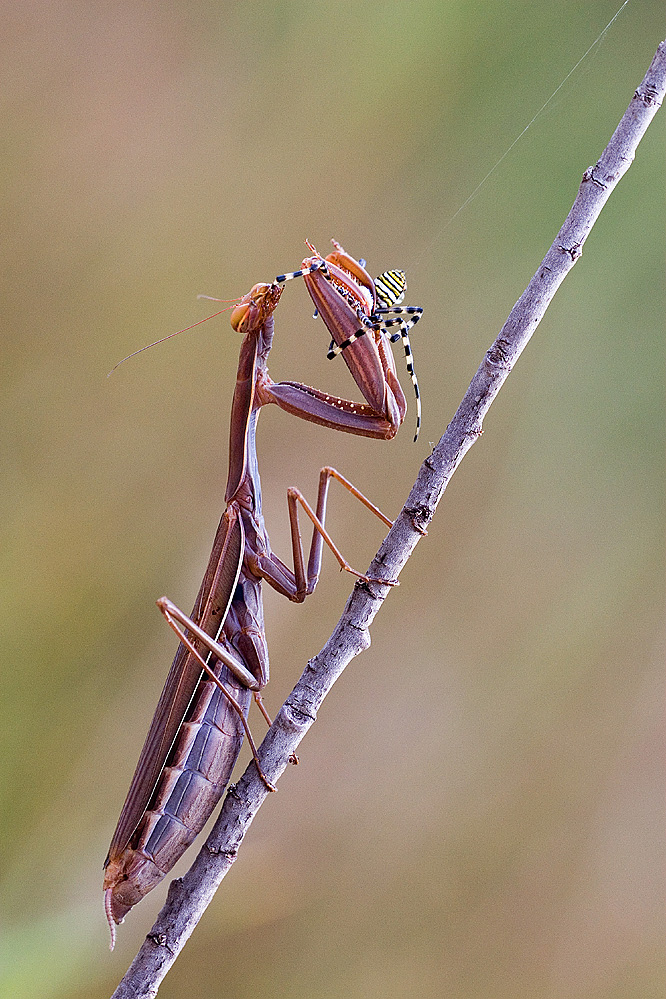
(230, 302, 252, 332)
(230, 283, 277, 332)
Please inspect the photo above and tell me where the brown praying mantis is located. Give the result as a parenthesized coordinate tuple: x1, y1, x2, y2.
(103, 241, 424, 947)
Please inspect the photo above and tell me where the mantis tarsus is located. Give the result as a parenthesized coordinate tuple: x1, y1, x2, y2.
(103, 242, 424, 947)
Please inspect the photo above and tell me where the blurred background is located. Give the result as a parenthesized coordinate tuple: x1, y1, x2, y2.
(1, 2, 663, 997)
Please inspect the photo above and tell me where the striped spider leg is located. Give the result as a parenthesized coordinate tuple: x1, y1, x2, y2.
(274, 256, 329, 287)
(274, 253, 332, 318)
(326, 269, 424, 441)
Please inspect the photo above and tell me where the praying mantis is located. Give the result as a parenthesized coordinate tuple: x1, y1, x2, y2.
(103, 241, 424, 946)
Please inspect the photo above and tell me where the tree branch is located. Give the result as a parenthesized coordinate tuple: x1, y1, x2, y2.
(110, 39, 665, 998)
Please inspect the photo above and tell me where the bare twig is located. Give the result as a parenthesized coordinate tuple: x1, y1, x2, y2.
(110, 40, 665, 999)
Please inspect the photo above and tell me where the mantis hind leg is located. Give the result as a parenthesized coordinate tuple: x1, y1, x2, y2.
(287, 466, 398, 599)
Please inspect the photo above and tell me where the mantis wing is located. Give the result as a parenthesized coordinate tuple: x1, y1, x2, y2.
(105, 509, 245, 865)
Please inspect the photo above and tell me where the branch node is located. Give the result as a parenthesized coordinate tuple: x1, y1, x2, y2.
(582, 166, 606, 189)
(225, 782, 242, 802)
(355, 577, 384, 600)
(283, 698, 317, 726)
(346, 620, 372, 649)
(486, 340, 512, 370)
(206, 844, 237, 859)
(559, 242, 583, 261)
(147, 931, 174, 956)
(405, 504, 431, 535)
(634, 85, 662, 108)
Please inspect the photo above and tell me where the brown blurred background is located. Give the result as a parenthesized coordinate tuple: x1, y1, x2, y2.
(1, 3, 663, 997)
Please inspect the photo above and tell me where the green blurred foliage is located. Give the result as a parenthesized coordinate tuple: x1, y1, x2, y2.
(0, 1, 663, 997)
